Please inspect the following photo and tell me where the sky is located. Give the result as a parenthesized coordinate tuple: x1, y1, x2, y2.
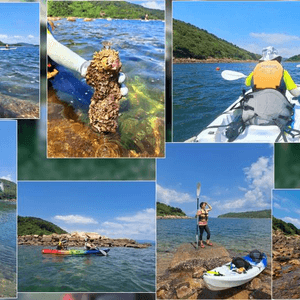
(0, 3, 39, 45)
(0, 121, 16, 183)
(157, 143, 273, 217)
(130, 0, 164, 10)
(18, 181, 155, 241)
(273, 190, 300, 229)
(173, 1, 300, 58)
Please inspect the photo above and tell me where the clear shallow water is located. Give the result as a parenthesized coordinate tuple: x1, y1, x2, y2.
(0, 46, 39, 102)
(173, 62, 300, 142)
(0, 201, 16, 297)
(49, 18, 164, 156)
(157, 218, 271, 255)
(19, 245, 155, 292)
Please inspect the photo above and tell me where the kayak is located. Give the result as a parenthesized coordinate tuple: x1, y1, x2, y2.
(0, 48, 17, 51)
(203, 252, 267, 291)
(42, 248, 110, 255)
(186, 89, 300, 143)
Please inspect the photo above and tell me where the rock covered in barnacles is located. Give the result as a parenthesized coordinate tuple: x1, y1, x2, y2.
(86, 42, 122, 133)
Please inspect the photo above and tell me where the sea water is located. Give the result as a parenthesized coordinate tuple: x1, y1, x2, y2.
(0, 201, 16, 296)
(157, 218, 271, 255)
(0, 46, 39, 102)
(49, 18, 165, 156)
(173, 62, 300, 142)
(18, 244, 155, 292)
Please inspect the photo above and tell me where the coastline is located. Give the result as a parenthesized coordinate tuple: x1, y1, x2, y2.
(18, 232, 151, 249)
(173, 57, 257, 64)
(157, 242, 271, 299)
(157, 215, 193, 219)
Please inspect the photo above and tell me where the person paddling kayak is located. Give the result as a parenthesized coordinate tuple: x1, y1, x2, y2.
(84, 236, 97, 250)
(245, 46, 300, 97)
(197, 202, 212, 248)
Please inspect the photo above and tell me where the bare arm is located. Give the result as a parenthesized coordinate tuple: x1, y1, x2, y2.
(206, 203, 212, 212)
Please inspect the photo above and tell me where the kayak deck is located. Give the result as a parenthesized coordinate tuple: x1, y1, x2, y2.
(203, 254, 267, 291)
(42, 248, 110, 255)
(187, 89, 300, 143)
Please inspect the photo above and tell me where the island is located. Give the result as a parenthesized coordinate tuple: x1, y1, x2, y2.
(173, 19, 260, 63)
(286, 54, 300, 62)
(157, 202, 192, 219)
(0, 179, 16, 201)
(48, 1, 164, 20)
(18, 216, 151, 249)
(218, 209, 271, 218)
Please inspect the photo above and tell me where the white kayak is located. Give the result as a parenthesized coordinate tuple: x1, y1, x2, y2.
(203, 253, 267, 291)
(186, 89, 300, 143)
(0, 47, 17, 51)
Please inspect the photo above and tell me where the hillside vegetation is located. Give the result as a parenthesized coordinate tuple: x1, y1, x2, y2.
(286, 54, 300, 62)
(218, 209, 271, 218)
(48, 1, 164, 20)
(173, 19, 260, 61)
(273, 216, 300, 235)
(157, 202, 187, 217)
(0, 179, 16, 200)
(18, 216, 68, 236)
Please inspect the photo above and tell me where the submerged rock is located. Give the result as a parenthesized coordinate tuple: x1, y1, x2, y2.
(86, 43, 122, 133)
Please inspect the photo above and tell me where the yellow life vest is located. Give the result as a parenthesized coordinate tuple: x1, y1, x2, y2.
(252, 60, 284, 90)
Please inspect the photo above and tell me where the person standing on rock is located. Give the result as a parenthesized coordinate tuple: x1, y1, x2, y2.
(197, 202, 212, 248)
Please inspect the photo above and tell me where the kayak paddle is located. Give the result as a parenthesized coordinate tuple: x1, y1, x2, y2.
(196, 182, 201, 249)
(221, 70, 247, 81)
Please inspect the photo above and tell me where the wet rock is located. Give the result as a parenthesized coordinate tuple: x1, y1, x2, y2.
(157, 243, 270, 299)
(67, 17, 76, 21)
(272, 230, 300, 299)
(18, 232, 150, 249)
(86, 43, 122, 133)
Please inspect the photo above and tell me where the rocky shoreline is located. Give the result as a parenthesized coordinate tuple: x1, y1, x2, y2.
(18, 232, 151, 249)
(173, 58, 257, 64)
(157, 243, 271, 299)
(272, 230, 300, 299)
(157, 215, 192, 219)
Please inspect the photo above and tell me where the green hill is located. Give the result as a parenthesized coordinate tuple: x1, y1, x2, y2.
(218, 209, 271, 218)
(48, 1, 164, 20)
(18, 216, 68, 236)
(273, 216, 300, 235)
(173, 19, 260, 61)
(0, 179, 16, 200)
(157, 202, 187, 217)
(286, 54, 300, 62)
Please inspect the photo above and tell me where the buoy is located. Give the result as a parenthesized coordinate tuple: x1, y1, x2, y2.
(216, 67, 220, 71)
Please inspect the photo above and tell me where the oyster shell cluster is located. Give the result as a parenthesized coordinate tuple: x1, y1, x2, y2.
(86, 43, 122, 133)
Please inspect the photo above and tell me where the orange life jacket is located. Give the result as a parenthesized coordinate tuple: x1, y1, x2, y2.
(252, 60, 284, 90)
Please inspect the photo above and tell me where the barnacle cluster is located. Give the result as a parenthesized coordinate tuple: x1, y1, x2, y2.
(86, 43, 122, 133)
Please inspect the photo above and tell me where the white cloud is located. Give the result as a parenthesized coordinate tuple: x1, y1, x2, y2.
(97, 208, 155, 240)
(250, 32, 300, 45)
(141, 1, 164, 10)
(0, 34, 8, 39)
(282, 217, 300, 229)
(54, 215, 98, 224)
(28, 35, 34, 39)
(1, 175, 12, 181)
(157, 184, 194, 204)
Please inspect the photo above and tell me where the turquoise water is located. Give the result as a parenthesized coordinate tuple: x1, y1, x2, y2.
(0, 46, 39, 102)
(19, 245, 155, 292)
(173, 62, 300, 142)
(157, 218, 271, 255)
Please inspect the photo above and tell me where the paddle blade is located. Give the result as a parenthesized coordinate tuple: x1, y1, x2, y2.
(221, 70, 247, 81)
(197, 182, 201, 197)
